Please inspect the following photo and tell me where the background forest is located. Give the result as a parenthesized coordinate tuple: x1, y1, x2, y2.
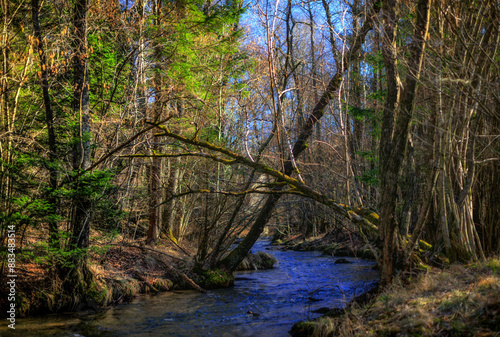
(0, 0, 499, 317)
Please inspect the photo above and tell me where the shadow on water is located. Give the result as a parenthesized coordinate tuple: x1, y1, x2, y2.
(1, 239, 378, 336)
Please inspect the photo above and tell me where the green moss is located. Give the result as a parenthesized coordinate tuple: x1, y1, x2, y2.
(418, 240, 432, 251)
(15, 292, 30, 316)
(360, 248, 376, 259)
(483, 258, 500, 274)
(437, 254, 450, 265)
(321, 243, 341, 256)
(166, 228, 178, 244)
(418, 262, 431, 271)
(236, 252, 277, 271)
(153, 278, 173, 291)
(87, 281, 109, 305)
(113, 278, 140, 301)
(199, 268, 234, 289)
(366, 212, 379, 224)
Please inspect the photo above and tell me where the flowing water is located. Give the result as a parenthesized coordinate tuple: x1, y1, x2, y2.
(1, 239, 378, 336)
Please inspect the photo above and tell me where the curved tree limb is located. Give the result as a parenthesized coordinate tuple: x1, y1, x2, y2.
(138, 1, 384, 271)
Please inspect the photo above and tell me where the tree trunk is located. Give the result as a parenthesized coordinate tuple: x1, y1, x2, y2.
(70, 0, 91, 251)
(146, 0, 163, 247)
(378, 0, 430, 285)
(32, 0, 59, 248)
(163, 156, 180, 239)
(67, 0, 92, 292)
(0, 0, 13, 240)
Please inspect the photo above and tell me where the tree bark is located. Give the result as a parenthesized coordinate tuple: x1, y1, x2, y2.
(146, 0, 163, 247)
(0, 0, 13, 241)
(63, 0, 93, 295)
(32, 0, 59, 248)
(378, 0, 430, 285)
(70, 0, 92, 253)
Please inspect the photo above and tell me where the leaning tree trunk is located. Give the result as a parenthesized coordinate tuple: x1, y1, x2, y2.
(219, 1, 381, 271)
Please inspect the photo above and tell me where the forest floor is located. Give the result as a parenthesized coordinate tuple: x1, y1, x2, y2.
(1, 230, 202, 317)
(290, 257, 500, 337)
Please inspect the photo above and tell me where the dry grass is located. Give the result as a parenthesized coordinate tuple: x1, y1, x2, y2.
(309, 258, 500, 336)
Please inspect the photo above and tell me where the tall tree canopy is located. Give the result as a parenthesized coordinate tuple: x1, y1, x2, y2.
(0, 0, 498, 310)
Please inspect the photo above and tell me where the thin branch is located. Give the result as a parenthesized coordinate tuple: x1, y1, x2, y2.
(84, 117, 173, 175)
(137, 123, 380, 236)
(158, 187, 307, 207)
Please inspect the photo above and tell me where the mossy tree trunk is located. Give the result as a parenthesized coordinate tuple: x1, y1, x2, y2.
(378, 0, 430, 285)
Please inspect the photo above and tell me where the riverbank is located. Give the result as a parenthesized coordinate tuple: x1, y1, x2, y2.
(290, 257, 500, 336)
(2, 238, 378, 336)
(0, 237, 192, 317)
(274, 228, 376, 260)
(0, 235, 276, 318)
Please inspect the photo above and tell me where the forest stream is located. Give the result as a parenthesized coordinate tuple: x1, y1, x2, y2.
(1, 239, 378, 337)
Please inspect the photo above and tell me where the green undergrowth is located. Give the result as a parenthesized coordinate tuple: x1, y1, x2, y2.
(291, 257, 500, 337)
(195, 268, 235, 289)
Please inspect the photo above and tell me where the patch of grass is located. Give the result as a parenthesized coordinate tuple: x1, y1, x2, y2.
(483, 259, 500, 274)
(437, 289, 474, 314)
